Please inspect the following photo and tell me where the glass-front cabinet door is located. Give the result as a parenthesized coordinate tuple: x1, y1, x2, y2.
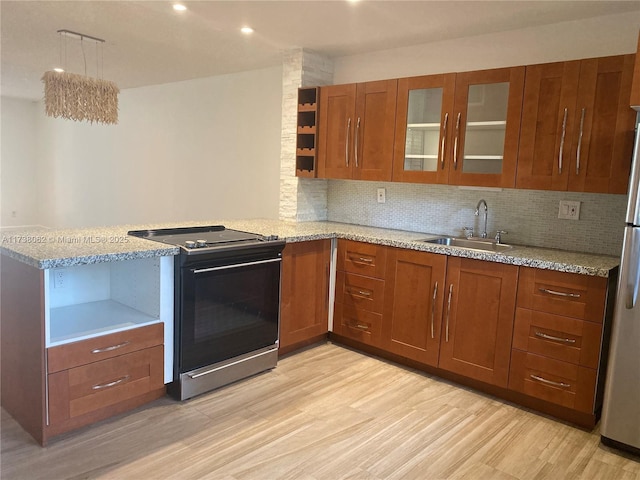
(449, 67, 525, 187)
(393, 74, 456, 184)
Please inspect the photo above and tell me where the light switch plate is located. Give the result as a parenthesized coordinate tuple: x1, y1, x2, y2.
(558, 200, 580, 220)
(377, 188, 386, 204)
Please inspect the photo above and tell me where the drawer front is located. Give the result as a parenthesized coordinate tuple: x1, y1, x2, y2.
(48, 345, 164, 426)
(333, 303, 382, 347)
(513, 308, 602, 368)
(48, 323, 164, 373)
(337, 239, 387, 279)
(509, 350, 597, 413)
(336, 271, 385, 314)
(516, 267, 607, 323)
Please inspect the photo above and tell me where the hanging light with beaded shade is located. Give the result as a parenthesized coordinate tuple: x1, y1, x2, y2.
(42, 30, 119, 125)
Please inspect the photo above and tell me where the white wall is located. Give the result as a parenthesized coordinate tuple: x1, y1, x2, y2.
(333, 11, 640, 83)
(6, 65, 283, 229)
(1, 97, 40, 227)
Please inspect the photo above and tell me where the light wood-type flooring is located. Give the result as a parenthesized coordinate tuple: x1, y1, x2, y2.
(2, 342, 639, 479)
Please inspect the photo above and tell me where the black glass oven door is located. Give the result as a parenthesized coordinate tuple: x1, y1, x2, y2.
(179, 257, 281, 373)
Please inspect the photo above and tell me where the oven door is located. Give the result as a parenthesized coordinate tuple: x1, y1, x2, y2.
(178, 255, 281, 373)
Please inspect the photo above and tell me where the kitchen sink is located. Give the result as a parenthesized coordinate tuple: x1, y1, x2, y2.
(421, 236, 514, 253)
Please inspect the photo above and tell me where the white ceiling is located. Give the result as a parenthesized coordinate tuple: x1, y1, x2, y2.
(3, 1, 640, 101)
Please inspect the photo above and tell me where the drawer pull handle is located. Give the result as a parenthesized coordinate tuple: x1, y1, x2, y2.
(354, 323, 369, 331)
(530, 374, 571, 389)
(92, 375, 130, 390)
(538, 288, 580, 298)
(91, 341, 130, 354)
(534, 331, 576, 344)
(355, 257, 374, 264)
(348, 289, 371, 297)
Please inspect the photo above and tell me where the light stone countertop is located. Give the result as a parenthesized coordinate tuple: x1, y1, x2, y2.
(0, 220, 620, 277)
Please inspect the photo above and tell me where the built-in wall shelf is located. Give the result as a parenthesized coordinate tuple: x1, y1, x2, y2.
(296, 87, 320, 177)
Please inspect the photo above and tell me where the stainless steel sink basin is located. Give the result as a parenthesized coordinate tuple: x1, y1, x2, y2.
(421, 237, 513, 253)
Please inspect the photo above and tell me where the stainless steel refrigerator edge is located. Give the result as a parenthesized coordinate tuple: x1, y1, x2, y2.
(601, 114, 640, 455)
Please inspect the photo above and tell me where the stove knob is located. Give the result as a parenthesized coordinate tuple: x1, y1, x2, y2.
(185, 241, 196, 249)
(264, 235, 279, 241)
(196, 239, 208, 248)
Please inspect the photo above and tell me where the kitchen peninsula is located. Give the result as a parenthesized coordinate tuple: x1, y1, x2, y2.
(1, 219, 620, 445)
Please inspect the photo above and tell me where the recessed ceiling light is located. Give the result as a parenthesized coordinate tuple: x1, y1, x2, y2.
(173, 4, 187, 12)
(241, 26, 254, 34)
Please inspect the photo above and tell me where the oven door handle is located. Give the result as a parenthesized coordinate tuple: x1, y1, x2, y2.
(193, 257, 282, 274)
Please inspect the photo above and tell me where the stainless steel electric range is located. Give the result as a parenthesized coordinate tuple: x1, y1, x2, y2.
(128, 225, 286, 400)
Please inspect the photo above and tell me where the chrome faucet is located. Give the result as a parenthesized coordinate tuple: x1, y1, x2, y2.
(475, 199, 488, 238)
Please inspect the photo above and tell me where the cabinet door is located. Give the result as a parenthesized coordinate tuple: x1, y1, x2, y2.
(382, 248, 447, 366)
(516, 61, 581, 190)
(353, 80, 397, 181)
(439, 258, 518, 387)
(392, 74, 456, 184)
(567, 54, 636, 194)
(279, 240, 331, 350)
(449, 67, 525, 188)
(631, 33, 640, 107)
(317, 84, 356, 179)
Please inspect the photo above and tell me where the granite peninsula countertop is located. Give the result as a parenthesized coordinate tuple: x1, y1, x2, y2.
(0, 220, 620, 277)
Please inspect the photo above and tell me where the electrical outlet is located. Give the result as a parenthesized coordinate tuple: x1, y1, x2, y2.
(558, 200, 580, 220)
(53, 269, 66, 289)
(377, 188, 386, 204)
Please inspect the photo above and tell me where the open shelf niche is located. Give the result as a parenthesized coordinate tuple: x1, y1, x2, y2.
(296, 87, 319, 177)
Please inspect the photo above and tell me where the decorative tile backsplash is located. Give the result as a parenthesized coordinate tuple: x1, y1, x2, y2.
(327, 180, 627, 256)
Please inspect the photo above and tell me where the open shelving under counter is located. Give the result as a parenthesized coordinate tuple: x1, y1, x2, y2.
(44, 256, 174, 382)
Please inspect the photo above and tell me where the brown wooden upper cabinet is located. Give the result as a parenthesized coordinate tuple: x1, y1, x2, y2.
(317, 80, 397, 181)
(393, 67, 525, 188)
(516, 54, 636, 194)
(630, 32, 640, 108)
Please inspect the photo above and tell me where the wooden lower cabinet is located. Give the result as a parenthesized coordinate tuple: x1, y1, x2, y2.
(333, 240, 386, 348)
(508, 267, 610, 417)
(48, 345, 165, 435)
(509, 350, 597, 413)
(279, 240, 331, 353)
(45, 324, 166, 439)
(382, 248, 447, 366)
(327, 243, 616, 427)
(438, 258, 519, 387)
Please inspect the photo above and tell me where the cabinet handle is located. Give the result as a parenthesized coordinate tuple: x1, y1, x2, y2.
(325, 263, 330, 311)
(348, 289, 371, 297)
(534, 331, 576, 344)
(538, 287, 580, 299)
(92, 375, 130, 390)
(558, 108, 568, 175)
(445, 284, 453, 342)
(431, 281, 438, 339)
(453, 112, 461, 170)
(576, 107, 586, 175)
(440, 113, 449, 170)
(355, 117, 361, 168)
(354, 323, 369, 331)
(350, 256, 373, 264)
(530, 374, 571, 389)
(91, 341, 130, 354)
(345, 117, 351, 167)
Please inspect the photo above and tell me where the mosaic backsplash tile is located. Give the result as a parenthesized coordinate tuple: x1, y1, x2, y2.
(327, 180, 627, 256)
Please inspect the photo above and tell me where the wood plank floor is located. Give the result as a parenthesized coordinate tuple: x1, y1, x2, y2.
(2, 342, 639, 479)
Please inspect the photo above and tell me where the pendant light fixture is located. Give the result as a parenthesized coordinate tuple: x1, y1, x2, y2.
(42, 29, 119, 125)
